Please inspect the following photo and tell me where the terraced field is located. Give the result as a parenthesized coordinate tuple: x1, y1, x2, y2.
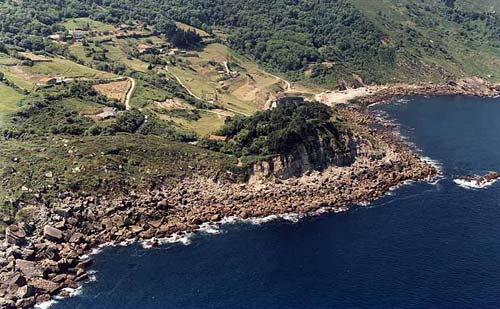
(167, 43, 288, 114)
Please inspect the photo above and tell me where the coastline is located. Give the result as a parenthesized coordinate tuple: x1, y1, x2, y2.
(2, 80, 499, 308)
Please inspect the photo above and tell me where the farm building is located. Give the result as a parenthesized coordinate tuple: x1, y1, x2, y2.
(118, 24, 136, 31)
(270, 96, 305, 109)
(47, 34, 63, 41)
(36, 77, 58, 87)
(95, 107, 118, 120)
(208, 135, 227, 142)
(69, 30, 85, 39)
(137, 44, 154, 54)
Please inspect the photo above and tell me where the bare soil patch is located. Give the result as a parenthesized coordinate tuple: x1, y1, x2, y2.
(94, 80, 130, 102)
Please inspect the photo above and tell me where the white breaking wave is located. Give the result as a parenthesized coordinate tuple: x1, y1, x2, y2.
(55, 287, 83, 299)
(197, 222, 222, 235)
(34, 301, 57, 309)
(243, 214, 279, 225)
(280, 213, 303, 223)
(158, 232, 193, 246)
(87, 270, 98, 282)
(421, 156, 443, 174)
(454, 178, 499, 190)
(34, 287, 83, 309)
(395, 98, 410, 104)
(220, 216, 238, 224)
(242, 212, 308, 225)
(358, 201, 371, 206)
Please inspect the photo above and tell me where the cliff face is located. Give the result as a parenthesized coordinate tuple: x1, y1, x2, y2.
(249, 130, 371, 181)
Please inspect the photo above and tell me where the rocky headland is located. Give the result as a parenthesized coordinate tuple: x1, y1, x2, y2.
(3, 78, 497, 308)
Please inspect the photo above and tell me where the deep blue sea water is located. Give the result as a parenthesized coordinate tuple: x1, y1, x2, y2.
(51, 96, 500, 309)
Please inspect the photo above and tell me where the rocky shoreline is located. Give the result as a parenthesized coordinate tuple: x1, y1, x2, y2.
(357, 77, 500, 106)
(3, 79, 496, 308)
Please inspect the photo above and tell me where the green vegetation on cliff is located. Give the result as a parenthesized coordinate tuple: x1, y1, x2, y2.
(0, 135, 239, 218)
(205, 102, 352, 171)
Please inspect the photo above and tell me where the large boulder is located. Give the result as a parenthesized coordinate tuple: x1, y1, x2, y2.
(9, 274, 26, 288)
(0, 297, 15, 309)
(30, 278, 60, 294)
(5, 225, 26, 245)
(15, 296, 36, 309)
(16, 285, 34, 299)
(43, 226, 64, 242)
(68, 232, 83, 244)
(15, 260, 44, 279)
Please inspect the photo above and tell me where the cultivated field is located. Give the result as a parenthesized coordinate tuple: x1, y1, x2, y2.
(167, 43, 286, 114)
(94, 80, 131, 102)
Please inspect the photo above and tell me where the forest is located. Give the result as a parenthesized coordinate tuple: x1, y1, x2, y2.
(2, 0, 500, 85)
(0, 0, 201, 54)
(213, 101, 342, 158)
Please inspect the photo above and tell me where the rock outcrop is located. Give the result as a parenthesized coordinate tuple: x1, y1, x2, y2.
(43, 226, 63, 242)
(0, 90, 444, 308)
(5, 225, 26, 246)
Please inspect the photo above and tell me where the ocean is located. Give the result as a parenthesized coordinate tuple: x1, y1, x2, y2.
(49, 95, 500, 308)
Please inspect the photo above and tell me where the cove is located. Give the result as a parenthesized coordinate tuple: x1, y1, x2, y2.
(51, 96, 500, 308)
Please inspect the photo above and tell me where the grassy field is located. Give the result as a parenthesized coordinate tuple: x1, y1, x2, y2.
(68, 41, 150, 73)
(68, 43, 94, 63)
(24, 58, 114, 79)
(0, 53, 17, 66)
(131, 79, 173, 108)
(61, 17, 115, 32)
(168, 43, 288, 114)
(175, 21, 211, 38)
(105, 43, 149, 72)
(60, 97, 103, 113)
(165, 110, 226, 136)
(0, 83, 23, 127)
(0, 67, 35, 91)
(94, 80, 130, 102)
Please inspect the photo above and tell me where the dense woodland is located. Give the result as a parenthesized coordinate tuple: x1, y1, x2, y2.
(212, 102, 343, 159)
(0, 0, 201, 53)
(165, 0, 393, 83)
(2, 0, 500, 85)
(164, 0, 500, 84)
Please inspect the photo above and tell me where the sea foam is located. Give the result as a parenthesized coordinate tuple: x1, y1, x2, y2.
(454, 178, 499, 190)
(34, 301, 57, 309)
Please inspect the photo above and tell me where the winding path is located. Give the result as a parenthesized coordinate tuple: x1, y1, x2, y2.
(223, 61, 230, 74)
(165, 65, 250, 116)
(60, 76, 136, 110)
(124, 77, 136, 110)
(266, 71, 291, 92)
(165, 65, 203, 100)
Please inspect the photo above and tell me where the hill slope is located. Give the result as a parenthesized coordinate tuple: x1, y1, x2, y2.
(163, 0, 500, 86)
(2, 0, 500, 87)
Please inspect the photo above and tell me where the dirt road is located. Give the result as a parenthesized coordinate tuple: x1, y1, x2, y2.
(124, 77, 136, 110)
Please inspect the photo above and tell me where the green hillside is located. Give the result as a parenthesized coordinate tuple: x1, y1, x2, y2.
(2, 0, 500, 87)
(350, 0, 500, 83)
(164, 0, 500, 85)
(457, 0, 500, 12)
